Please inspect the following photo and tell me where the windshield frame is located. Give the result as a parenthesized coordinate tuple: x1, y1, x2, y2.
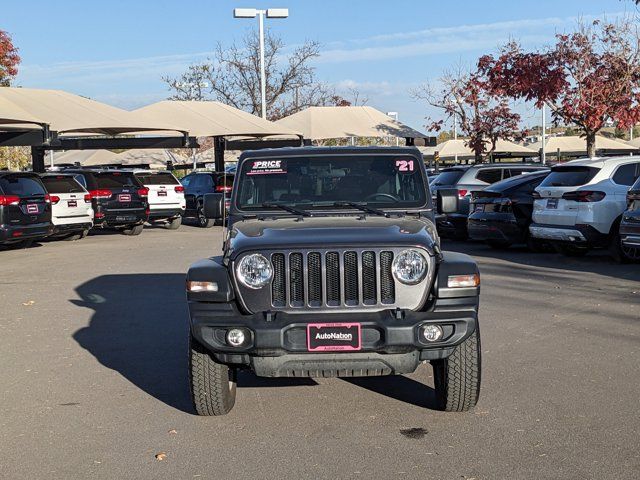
(231, 152, 431, 216)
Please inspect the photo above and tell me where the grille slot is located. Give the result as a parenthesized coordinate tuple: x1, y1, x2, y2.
(343, 251, 359, 305)
(326, 252, 341, 306)
(362, 251, 377, 305)
(289, 253, 304, 306)
(380, 251, 395, 304)
(269, 250, 400, 309)
(307, 252, 322, 306)
(271, 253, 286, 307)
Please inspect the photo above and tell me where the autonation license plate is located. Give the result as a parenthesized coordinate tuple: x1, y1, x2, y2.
(118, 194, 132, 203)
(307, 323, 361, 352)
(547, 198, 559, 209)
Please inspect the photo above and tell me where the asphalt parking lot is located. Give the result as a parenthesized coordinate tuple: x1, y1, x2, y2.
(1, 226, 639, 480)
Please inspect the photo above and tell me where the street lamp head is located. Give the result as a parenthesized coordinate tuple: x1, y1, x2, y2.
(266, 8, 289, 18)
(234, 8, 258, 18)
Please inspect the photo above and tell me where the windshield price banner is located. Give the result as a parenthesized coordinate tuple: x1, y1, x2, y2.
(247, 160, 287, 175)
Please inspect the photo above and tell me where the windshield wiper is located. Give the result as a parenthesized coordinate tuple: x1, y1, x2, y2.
(333, 201, 390, 218)
(260, 202, 313, 217)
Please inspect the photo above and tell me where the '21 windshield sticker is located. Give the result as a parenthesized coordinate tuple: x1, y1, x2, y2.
(247, 160, 287, 175)
(395, 159, 415, 172)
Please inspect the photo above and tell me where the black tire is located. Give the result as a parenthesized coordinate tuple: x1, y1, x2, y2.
(432, 328, 481, 412)
(64, 229, 89, 241)
(189, 334, 237, 416)
(486, 239, 511, 249)
(197, 205, 215, 228)
(122, 224, 144, 236)
(167, 216, 182, 230)
(609, 229, 638, 263)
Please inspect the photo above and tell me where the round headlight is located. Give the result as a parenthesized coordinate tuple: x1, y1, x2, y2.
(392, 249, 428, 285)
(236, 253, 273, 289)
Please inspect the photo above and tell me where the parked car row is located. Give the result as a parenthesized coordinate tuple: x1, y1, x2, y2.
(0, 169, 187, 250)
(431, 156, 640, 262)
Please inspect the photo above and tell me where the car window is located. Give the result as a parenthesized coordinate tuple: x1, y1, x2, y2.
(432, 170, 465, 186)
(0, 176, 46, 197)
(42, 176, 86, 193)
(515, 175, 546, 194)
(94, 172, 139, 188)
(180, 175, 193, 187)
(135, 173, 179, 185)
(475, 169, 503, 184)
(73, 174, 87, 188)
(193, 175, 214, 189)
(612, 162, 640, 186)
(631, 175, 640, 191)
(215, 174, 234, 188)
(540, 166, 600, 187)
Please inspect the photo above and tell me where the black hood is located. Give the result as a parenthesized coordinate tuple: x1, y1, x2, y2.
(227, 216, 438, 258)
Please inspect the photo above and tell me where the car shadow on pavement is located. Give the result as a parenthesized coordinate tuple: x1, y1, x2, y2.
(72, 274, 194, 413)
(71, 274, 316, 414)
(343, 372, 440, 410)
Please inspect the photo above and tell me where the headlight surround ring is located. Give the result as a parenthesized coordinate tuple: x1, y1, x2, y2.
(236, 253, 273, 289)
(391, 249, 428, 285)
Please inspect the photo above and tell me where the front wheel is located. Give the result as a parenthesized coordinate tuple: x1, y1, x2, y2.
(189, 335, 237, 416)
(432, 328, 481, 412)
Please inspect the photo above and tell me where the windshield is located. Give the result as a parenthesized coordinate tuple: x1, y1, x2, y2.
(135, 173, 179, 185)
(539, 166, 600, 187)
(236, 155, 427, 210)
(0, 175, 46, 197)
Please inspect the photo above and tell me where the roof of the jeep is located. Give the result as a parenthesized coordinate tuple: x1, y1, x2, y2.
(238, 146, 423, 161)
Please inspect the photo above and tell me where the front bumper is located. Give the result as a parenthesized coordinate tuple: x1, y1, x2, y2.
(620, 213, 640, 247)
(189, 298, 478, 377)
(0, 222, 52, 244)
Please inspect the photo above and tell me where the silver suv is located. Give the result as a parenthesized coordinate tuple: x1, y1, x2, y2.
(431, 163, 546, 238)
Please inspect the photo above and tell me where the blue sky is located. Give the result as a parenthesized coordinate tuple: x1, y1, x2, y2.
(3, 0, 636, 131)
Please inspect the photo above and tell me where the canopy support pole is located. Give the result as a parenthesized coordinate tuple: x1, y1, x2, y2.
(31, 147, 46, 173)
(214, 136, 225, 172)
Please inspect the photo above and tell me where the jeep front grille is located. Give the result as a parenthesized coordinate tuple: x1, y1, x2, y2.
(270, 250, 396, 309)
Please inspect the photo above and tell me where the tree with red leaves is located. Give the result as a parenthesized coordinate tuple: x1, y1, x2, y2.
(412, 67, 521, 162)
(479, 18, 640, 158)
(0, 29, 20, 86)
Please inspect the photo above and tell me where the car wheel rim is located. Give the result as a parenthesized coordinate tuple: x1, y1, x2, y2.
(622, 243, 640, 260)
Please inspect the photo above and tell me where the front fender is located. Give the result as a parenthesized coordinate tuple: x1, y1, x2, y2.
(434, 251, 480, 298)
(186, 256, 235, 302)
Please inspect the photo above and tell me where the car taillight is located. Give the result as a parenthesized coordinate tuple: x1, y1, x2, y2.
(84, 193, 92, 202)
(145, 208, 150, 216)
(44, 194, 51, 203)
(458, 189, 468, 199)
(0, 195, 20, 206)
(215, 185, 232, 193)
(174, 185, 185, 193)
(138, 187, 149, 198)
(562, 191, 606, 202)
(89, 189, 112, 199)
(532, 191, 542, 199)
(49, 195, 60, 205)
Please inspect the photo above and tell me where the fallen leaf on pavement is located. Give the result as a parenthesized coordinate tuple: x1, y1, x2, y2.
(22, 300, 35, 306)
(155, 453, 167, 461)
(168, 429, 177, 435)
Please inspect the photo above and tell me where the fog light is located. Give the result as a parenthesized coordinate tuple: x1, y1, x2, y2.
(422, 324, 443, 342)
(226, 328, 246, 347)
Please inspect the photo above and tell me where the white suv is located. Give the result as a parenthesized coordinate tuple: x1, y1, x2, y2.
(133, 170, 185, 230)
(529, 156, 640, 259)
(40, 174, 94, 240)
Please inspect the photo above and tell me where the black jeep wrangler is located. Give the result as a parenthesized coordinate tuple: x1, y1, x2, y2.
(186, 147, 481, 415)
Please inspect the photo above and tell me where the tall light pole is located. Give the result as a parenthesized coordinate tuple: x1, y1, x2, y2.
(234, 8, 289, 119)
(541, 104, 546, 165)
(387, 111, 399, 146)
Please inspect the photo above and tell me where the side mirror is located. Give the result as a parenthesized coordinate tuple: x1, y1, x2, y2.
(436, 189, 459, 214)
(203, 193, 224, 219)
